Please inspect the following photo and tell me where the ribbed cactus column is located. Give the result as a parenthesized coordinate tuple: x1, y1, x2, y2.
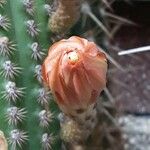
(0, 0, 61, 150)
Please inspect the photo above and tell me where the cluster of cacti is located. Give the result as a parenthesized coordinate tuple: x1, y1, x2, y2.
(0, 0, 133, 150)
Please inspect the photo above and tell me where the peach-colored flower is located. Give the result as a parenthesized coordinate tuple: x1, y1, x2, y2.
(42, 36, 107, 115)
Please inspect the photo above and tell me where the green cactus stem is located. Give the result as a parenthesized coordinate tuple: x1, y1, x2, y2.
(0, 0, 61, 150)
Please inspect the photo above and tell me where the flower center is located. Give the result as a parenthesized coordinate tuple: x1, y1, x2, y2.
(67, 51, 79, 64)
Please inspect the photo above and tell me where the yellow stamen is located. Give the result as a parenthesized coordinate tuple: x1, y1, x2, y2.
(68, 51, 79, 63)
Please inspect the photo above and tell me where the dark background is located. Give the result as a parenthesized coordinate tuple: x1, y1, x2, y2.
(109, 1, 150, 114)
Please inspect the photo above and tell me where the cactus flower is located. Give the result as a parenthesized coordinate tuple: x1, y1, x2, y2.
(42, 36, 107, 115)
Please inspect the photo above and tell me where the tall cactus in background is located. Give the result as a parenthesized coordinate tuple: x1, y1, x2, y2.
(0, 0, 61, 149)
(0, 0, 132, 150)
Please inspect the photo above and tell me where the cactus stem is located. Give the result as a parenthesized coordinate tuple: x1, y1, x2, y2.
(31, 42, 45, 61)
(0, 60, 22, 79)
(6, 106, 27, 125)
(0, 14, 10, 30)
(0, 37, 16, 56)
(2, 0, 54, 149)
(26, 20, 40, 37)
(1, 81, 25, 102)
(9, 129, 28, 149)
(39, 110, 53, 128)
